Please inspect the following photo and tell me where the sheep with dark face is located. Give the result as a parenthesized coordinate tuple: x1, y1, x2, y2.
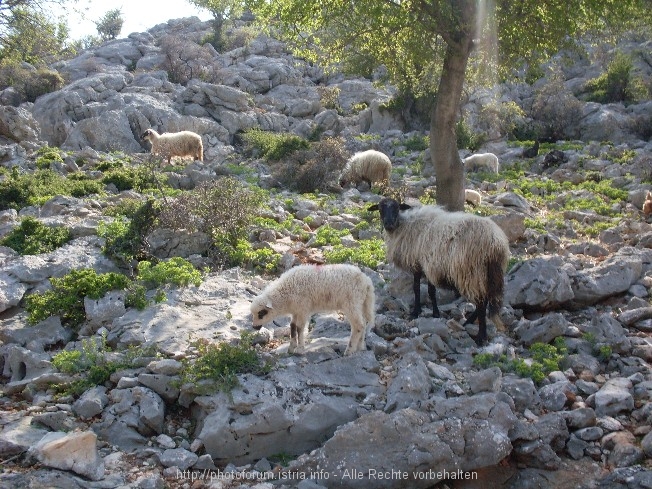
(339, 150, 392, 189)
(369, 198, 510, 345)
(250, 264, 375, 355)
(141, 128, 204, 165)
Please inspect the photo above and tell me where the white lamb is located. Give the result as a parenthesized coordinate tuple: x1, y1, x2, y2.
(463, 153, 499, 174)
(339, 150, 392, 189)
(141, 128, 204, 165)
(464, 189, 482, 206)
(369, 197, 510, 345)
(250, 264, 375, 356)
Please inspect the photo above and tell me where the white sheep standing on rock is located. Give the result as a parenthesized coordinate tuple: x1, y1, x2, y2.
(464, 189, 482, 206)
(463, 152, 499, 173)
(369, 197, 510, 345)
(250, 264, 376, 355)
(141, 128, 204, 165)
(339, 150, 392, 189)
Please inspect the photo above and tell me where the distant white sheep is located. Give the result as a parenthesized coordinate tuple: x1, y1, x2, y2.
(463, 153, 499, 173)
(250, 264, 376, 355)
(369, 197, 510, 345)
(339, 150, 392, 189)
(141, 128, 203, 165)
(464, 189, 482, 206)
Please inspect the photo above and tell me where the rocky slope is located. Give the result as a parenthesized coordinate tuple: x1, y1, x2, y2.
(1, 15, 652, 489)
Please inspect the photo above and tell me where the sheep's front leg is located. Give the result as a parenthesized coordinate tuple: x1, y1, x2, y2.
(411, 271, 423, 318)
(288, 315, 308, 355)
(428, 281, 440, 317)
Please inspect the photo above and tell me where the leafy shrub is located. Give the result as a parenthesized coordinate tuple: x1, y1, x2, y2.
(584, 52, 645, 104)
(403, 134, 429, 151)
(98, 199, 159, 265)
(311, 225, 349, 246)
(101, 166, 158, 192)
(272, 137, 347, 193)
(180, 333, 271, 393)
(156, 178, 265, 268)
(242, 128, 310, 161)
(456, 119, 486, 151)
(0, 169, 104, 211)
(227, 239, 282, 273)
(0, 216, 71, 255)
(25, 269, 130, 329)
(0, 63, 65, 103)
(137, 257, 202, 288)
(35, 146, 65, 169)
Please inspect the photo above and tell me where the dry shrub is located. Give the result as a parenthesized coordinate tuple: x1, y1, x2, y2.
(273, 137, 348, 193)
(531, 66, 583, 141)
(159, 35, 219, 85)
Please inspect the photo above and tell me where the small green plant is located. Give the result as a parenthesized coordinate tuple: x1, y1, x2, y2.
(0, 216, 72, 255)
(35, 146, 65, 169)
(324, 238, 386, 269)
(241, 128, 310, 161)
(137, 257, 203, 289)
(226, 239, 282, 273)
(25, 269, 130, 329)
(180, 333, 272, 393)
(403, 134, 429, 152)
(472, 339, 567, 384)
(456, 119, 486, 151)
(311, 225, 349, 246)
(101, 166, 159, 192)
(52, 335, 158, 396)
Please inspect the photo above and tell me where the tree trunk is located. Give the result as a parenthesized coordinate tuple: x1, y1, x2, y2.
(429, 36, 474, 211)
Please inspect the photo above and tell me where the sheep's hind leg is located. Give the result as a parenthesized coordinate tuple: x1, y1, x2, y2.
(288, 321, 298, 354)
(344, 313, 367, 356)
(291, 316, 308, 355)
(410, 271, 423, 318)
(428, 281, 440, 317)
(466, 300, 488, 346)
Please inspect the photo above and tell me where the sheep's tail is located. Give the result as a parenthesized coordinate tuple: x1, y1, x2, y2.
(487, 258, 505, 331)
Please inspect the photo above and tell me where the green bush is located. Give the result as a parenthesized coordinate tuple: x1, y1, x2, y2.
(584, 52, 645, 104)
(0, 216, 71, 255)
(137, 257, 202, 288)
(25, 268, 130, 329)
(242, 128, 310, 161)
(180, 333, 271, 393)
(35, 146, 65, 169)
(98, 199, 159, 265)
(226, 239, 282, 273)
(0, 168, 104, 211)
(101, 166, 158, 192)
(0, 64, 65, 103)
(156, 178, 265, 268)
(456, 119, 486, 151)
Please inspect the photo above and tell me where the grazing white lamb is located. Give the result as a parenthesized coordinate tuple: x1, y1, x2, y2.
(369, 197, 510, 345)
(339, 150, 392, 189)
(463, 152, 499, 173)
(141, 128, 204, 165)
(464, 188, 482, 206)
(250, 264, 376, 355)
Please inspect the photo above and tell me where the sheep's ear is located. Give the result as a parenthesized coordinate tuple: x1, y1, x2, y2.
(266, 301, 273, 310)
(368, 204, 379, 211)
(399, 203, 412, 210)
